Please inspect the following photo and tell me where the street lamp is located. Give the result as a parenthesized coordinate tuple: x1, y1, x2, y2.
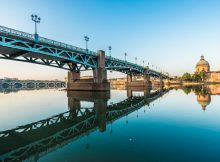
(135, 57, 137, 64)
(143, 60, 144, 67)
(125, 52, 127, 62)
(31, 14, 41, 42)
(84, 36, 89, 50)
(109, 46, 112, 57)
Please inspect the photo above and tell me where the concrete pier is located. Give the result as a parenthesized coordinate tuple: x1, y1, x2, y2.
(67, 50, 110, 91)
(126, 67, 151, 87)
(152, 75, 164, 87)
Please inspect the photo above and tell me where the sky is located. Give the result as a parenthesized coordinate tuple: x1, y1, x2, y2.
(0, 0, 220, 80)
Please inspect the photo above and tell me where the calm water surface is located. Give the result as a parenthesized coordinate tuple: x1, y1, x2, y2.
(1, 85, 220, 162)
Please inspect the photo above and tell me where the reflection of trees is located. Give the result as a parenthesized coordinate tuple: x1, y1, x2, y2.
(182, 86, 192, 95)
(182, 85, 210, 96)
(192, 86, 210, 96)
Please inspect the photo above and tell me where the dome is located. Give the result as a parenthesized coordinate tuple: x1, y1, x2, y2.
(197, 94, 211, 111)
(198, 100, 210, 110)
(196, 55, 210, 67)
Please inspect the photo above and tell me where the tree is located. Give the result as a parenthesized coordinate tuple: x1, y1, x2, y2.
(182, 73, 191, 81)
(191, 73, 201, 82)
(199, 71, 206, 81)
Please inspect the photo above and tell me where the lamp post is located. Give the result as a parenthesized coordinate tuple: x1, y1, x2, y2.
(84, 36, 89, 50)
(109, 46, 112, 57)
(143, 60, 144, 67)
(125, 52, 127, 62)
(31, 14, 41, 43)
(135, 57, 137, 64)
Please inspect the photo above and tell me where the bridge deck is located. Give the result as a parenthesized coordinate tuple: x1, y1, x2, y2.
(0, 25, 170, 78)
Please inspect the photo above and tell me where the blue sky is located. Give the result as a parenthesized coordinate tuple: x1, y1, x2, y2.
(0, 0, 220, 80)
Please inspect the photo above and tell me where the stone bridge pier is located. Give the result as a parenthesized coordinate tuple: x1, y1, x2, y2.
(67, 50, 110, 91)
(126, 67, 151, 88)
(152, 74, 164, 87)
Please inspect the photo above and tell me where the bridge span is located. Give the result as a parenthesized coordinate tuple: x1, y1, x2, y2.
(0, 88, 169, 162)
(0, 79, 65, 91)
(0, 25, 171, 91)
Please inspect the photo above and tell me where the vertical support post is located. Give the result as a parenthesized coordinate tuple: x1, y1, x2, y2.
(127, 74, 132, 84)
(143, 66, 151, 86)
(93, 50, 107, 83)
(67, 71, 80, 89)
(68, 71, 80, 82)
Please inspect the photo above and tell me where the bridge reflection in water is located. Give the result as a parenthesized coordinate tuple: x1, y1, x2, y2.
(0, 87, 169, 162)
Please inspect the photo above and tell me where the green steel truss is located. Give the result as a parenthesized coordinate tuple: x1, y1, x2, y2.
(0, 25, 169, 78)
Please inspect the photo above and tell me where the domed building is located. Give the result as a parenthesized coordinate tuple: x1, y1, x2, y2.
(194, 55, 220, 82)
(195, 55, 210, 73)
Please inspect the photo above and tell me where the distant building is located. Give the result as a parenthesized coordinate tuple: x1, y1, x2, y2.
(109, 78, 127, 85)
(195, 55, 210, 73)
(195, 55, 220, 82)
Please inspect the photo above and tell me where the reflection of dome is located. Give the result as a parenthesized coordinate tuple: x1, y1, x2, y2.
(197, 94, 211, 111)
(195, 55, 210, 73)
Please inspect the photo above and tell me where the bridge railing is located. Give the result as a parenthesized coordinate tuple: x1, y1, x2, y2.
(106, 55, 144, 69)
(0, 25, 169, 77)
(0, 25, 97, 56)
(0, 25, 34, 40)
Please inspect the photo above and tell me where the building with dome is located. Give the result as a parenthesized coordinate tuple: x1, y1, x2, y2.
(195, 55, 210, 73)
(195, 55, 220, 82)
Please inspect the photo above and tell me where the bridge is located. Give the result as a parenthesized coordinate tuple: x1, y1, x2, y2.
(0, 88, 169, 162)
(0, 25, 170, 91)
(0, 79, 65, 92)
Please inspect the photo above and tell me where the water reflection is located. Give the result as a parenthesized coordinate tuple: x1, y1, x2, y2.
(173, 84, 220, 111)
(0, 87, 168, 162)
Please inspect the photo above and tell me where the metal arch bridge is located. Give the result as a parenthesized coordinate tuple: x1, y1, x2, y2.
(0, 25, 169, 79)
(0, 89, 169, 162)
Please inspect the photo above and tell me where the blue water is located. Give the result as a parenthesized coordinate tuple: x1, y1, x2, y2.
(1, 86, 220, 162)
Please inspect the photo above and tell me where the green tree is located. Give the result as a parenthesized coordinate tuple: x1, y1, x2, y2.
(199, 71, 206, 81)
(182, 73, 191, 81)
(191, 73, 201, 82)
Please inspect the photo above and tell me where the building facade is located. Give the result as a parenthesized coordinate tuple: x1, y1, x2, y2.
(195, 55, 220, 82)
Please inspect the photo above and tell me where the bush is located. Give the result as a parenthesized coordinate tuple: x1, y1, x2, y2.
(182, 73, 191, 81)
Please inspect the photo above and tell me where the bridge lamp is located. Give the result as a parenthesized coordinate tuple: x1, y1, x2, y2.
(109, 46, 112, 72)
(109, 46, 112, 57)
(31, 14, 41, 34)
(84, 36, 89, 50)
(124, 52, 127, 62)
(31, 14, 41, 42)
